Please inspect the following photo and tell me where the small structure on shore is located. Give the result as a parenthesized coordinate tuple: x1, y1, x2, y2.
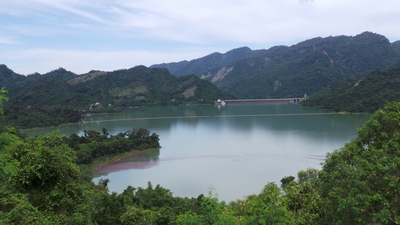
(214, 99, 226, 105)
(89, 102, 104, 111)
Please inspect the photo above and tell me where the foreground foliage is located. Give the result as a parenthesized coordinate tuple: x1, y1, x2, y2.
(1, 102, 400, 224)
(319, 101, 400, 224)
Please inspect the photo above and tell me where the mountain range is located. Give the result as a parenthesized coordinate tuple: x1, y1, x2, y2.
(152, 31, 400, 99)
(1, 31, 400, 112)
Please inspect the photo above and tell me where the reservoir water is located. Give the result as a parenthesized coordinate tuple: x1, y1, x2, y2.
(23, 103, 370, 202)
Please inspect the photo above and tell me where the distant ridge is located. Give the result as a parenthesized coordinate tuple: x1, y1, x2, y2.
(151, 47, 264, 77)
(2, 32, 400, 112)
(151, 32, 400, 99)
(393, 40, 400, 54)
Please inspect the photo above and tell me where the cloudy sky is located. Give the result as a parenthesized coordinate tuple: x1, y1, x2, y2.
(1, 0, 399, 75)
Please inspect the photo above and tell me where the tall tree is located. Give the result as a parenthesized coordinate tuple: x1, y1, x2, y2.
(1, 132, 91, 224)
(319, 102, 400, 224)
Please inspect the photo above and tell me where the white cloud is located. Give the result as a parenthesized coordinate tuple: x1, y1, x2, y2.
(0, 37, 20, 45)
(1, 0, 400, 73)
(4, 0, 400, 42)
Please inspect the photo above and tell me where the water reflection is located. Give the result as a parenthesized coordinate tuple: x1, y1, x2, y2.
(23, 104, 369, 140)
(94, 149, 160, 175)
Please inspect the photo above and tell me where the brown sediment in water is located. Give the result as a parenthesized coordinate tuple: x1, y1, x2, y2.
(94, 151, 160, 174)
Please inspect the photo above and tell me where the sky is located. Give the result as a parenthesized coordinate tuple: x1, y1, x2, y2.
(1, 0, 400, 75)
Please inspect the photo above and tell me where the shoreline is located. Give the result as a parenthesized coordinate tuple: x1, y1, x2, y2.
(92, 148, 160, 175)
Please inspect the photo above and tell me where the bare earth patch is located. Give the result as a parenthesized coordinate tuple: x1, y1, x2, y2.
(182, 86, 197, 98)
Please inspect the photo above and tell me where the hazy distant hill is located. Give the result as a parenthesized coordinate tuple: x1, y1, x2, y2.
(301, 64, 400, 112)
(150, 47, 264, 77)
(393, 40, 400, 55)
(152, 32, 400, 99)
(0, 65, 225, 109)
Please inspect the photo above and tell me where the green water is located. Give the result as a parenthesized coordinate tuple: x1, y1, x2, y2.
(23, 103, 370, 202)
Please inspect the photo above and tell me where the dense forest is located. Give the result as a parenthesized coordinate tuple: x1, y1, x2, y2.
(0, 65, 226, 129)
(65, 127, 160, 165)
(1, 86, 400, 224)
(153, 32, 400, 99)
(301, 64, 400, 112)
(1, 65, 226, 109)
(0, 106, 82, 129)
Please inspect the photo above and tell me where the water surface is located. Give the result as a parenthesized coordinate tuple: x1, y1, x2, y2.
(23, 103, 370, 202)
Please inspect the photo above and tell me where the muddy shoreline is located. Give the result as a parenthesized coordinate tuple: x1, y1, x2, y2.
(93, 149, 160, 175)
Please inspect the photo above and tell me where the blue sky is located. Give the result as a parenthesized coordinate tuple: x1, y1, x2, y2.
(1, 0, 400, 75)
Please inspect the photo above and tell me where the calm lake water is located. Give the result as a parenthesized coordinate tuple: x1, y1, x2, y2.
(23, 103, 370, 202)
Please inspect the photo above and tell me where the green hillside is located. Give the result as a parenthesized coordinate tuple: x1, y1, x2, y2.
(153, 32, 400, 99)
(0, 65, 27, 90)
(213, 32, 400, 99)
(301, 64, 400, 112)
(1, 65, 225, 109)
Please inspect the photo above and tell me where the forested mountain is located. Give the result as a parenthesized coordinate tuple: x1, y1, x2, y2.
(0, 65, 26, 90)
(2, 31, 400, 118)
(151, 47, 264, 77)
(393, 40, 400, 55)
(152, 32, 400, 99)
(1, 65, 225, 109)
(301, 64, 400, 112)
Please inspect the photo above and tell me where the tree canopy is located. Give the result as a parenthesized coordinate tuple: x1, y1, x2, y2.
(318, 101, 400, 224)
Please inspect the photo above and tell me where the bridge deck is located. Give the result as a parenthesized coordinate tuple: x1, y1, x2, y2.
(224, 98, 304, 104)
